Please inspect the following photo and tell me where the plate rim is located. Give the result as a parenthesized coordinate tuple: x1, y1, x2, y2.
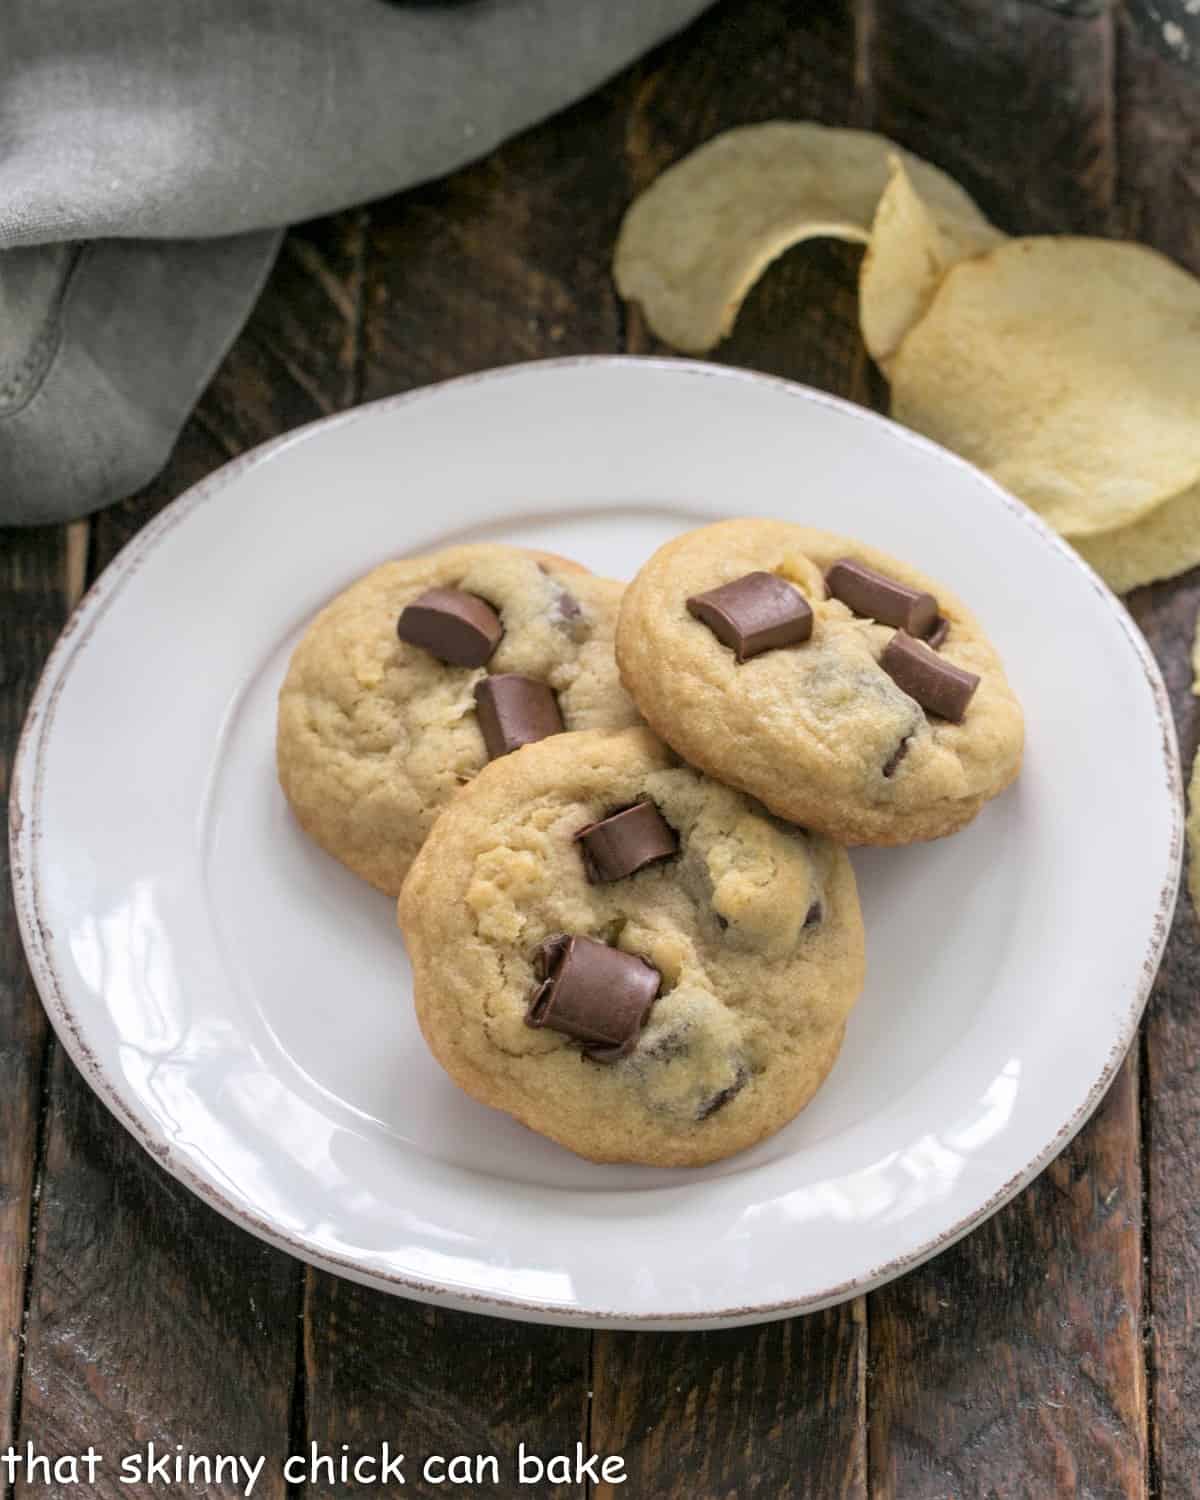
(9, 354, 1183, 1328)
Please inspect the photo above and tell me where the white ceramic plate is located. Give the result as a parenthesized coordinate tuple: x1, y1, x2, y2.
(12, 358, 1180, 1329)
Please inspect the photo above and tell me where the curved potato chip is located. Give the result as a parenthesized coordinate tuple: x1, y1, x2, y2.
(890, 238, 1200, 537)
(614, 122, 998, 353)
(860, 156, 1005, 370)
(1072, 480, 1200, 595)
(1188, 748, 1200, 918)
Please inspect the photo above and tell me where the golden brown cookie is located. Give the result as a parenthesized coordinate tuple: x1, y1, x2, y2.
(277, 545, 640, 895)
(615, 520, 1024, 845)
(398, 727, 865, 1166)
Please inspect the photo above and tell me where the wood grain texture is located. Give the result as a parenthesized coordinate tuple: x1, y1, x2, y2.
(864, 3, 1153, 1494)
(592, 1307, 867, 1499)
(1117, 6, 1200, 274)
(1115, 17, 1200, 1492)
(0, 526, 76, 1457)
(596, 6, 873, 1493)
(361, 78, 627, 401)
(300, 1278, 589, 1500)
(868, 1061, 1147, 1499)
(1126, 566, 1200, 1500)
(15, 1049, 300, 1500)
(12, 212, 369, 1498)
(621, 0, 877, 406)
(7, 3, 1200, 1494)
(302, 78, 627, 1500)
(869, 0, 1118, 234)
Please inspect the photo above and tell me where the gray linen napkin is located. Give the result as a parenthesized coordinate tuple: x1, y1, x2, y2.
(1, 0, 712, 526)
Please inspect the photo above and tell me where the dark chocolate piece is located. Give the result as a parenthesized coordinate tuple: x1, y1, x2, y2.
(925, 616, 950, 651)
(526, 934, 661, 1061)
(826, 558, 938, 636)
(882, 734, 912, 779)
(575, 802, 678, 883)
(686, 571, 813, 662)
(534, 933, 571, 980)
(396, 587, 502, 667)
(549, 587, 588, 642)
(880, 631, 980, 723)
(554, 589, 582, 622)
(473, 674, 564, 759)
(697, 1066, 748, 1120)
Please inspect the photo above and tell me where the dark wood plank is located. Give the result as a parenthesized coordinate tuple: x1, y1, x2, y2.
(868, 1060, 1147, 1498)
(592, 1307, 867, 1499)
(0, 525, 78, 1458)
(869, 0, 1118, 235)
(593, 5, 873, 1494)
(622, 0, 877, 407)
(13, 212, 369, 1497)
(1116, 8, 1200, 274)
(303, 78, 632, 1500)
(14, 1049, 300, 1500)
(1115, 16, 1200, 1494)
(301, 1280, 589, 1499)
(865, 3, 1152, 1493)
(361, 78, 627, 400)
(1126, 564, 1200, 1500)
(622, 0, 869, 189)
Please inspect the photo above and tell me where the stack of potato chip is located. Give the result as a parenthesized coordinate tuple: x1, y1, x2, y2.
(613, 122, 1200, 596)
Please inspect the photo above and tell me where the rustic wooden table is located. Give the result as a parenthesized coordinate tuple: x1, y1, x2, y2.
(3, 1, 1199, 1495)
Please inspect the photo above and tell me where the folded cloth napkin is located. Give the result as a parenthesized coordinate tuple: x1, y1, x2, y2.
(0, 0, 712, 526)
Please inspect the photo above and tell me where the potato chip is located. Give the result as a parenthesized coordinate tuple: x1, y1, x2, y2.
(614, 122, 999, 353)
(860, 156, 1004, 369)
(890, 238, 1200, 537)
(1189, 747, 1200, 918)
(1071, 480, 1200, 595)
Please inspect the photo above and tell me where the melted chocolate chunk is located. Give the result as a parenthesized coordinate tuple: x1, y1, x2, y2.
(576, 802, 679, 883)
(696, 1066, 748, 1120)
(925, 616, 950, 651)
(686, 572, 813, 662)
(825, 558, 938, 636)
(882, 734, 912, 779)
(554, 589, 582, 622)
(804, 900, 823, 927)
(534, 933, 571, 980)
(396, 587, 502, 668)
(880, 631, 980, 723)
(526, 934, 661, 1061)
(474, 674, 564, 759)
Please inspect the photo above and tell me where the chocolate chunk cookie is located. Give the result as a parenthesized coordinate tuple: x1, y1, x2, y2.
(616, 520, 1023, 844)
(398, 727, 865, 1166)
(277, 545, 640, 895)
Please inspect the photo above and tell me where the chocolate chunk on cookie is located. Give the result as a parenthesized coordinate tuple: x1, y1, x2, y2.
(616, 520, 1023, 846)
(826, 558, 938, 637)
(396, 587, 502, 668)
(687, 571, 813, 661)
(399, 727, 865, 1167)
(880, 631, 980, 723)
(527, 935, 661, 1061)
(474, 675, 564, 759)
(576, 802, 678, 882)
(277, 544, 639, 895)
